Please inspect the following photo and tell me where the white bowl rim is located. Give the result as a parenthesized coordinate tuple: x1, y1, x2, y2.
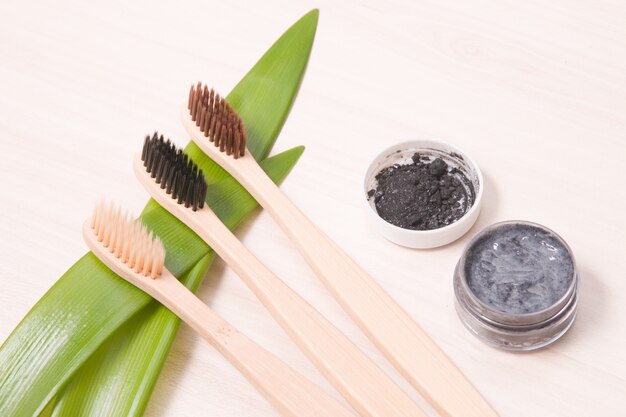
(363, 138, 484, 244)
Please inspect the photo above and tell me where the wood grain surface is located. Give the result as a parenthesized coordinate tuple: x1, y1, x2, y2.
(1, 1, 625, 416)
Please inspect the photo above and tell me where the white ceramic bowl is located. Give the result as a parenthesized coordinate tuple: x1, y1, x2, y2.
(364, 139, 483, 249)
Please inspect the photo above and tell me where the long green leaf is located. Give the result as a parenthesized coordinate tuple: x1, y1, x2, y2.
(50, 254, 215, 417)
(0, 9, 318, 417)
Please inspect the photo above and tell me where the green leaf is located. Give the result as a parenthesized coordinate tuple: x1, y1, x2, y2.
(0, 9, 317, 417)
(51, 254, 215, 417)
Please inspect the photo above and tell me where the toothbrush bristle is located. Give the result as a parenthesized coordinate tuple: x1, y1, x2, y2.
(90, 202, 165, 279)
(187, 82, 247, 158)
(141, 132, 208, 211)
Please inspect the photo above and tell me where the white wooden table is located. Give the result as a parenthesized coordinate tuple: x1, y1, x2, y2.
(1, 1, 625, 416)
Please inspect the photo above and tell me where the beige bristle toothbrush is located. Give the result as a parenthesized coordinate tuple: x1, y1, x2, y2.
(182, 83, 499, 417)
(83, 201, 356, 417)
(134, 133, 428, 417)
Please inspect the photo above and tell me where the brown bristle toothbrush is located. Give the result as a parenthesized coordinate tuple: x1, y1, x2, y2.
(182, 83, 499, 417)
(83, 201, 356, 417)
(134, 133, 428, 417)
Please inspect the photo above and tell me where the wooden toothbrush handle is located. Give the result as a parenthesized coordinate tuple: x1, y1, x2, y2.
(192, 210, 428, 417)
(242, 163, 499, 417)
(154, 273, 355, 417)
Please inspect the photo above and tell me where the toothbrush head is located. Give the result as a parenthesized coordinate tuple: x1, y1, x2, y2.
(187, 82, 247, 158)
(88, 202, 165, 279)
(141, 132, 208, 211)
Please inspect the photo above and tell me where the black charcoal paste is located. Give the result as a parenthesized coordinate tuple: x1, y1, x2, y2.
(464, 223, 574, 314)
(368, 154, 475, 230)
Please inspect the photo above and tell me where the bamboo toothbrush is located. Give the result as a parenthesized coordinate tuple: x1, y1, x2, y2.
(134, 133, 428, 417)
(83, 201, 356, 417)
(182, 83, 499, 417)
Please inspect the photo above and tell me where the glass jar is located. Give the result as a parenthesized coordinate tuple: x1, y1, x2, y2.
(454, 221, 579, 351)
